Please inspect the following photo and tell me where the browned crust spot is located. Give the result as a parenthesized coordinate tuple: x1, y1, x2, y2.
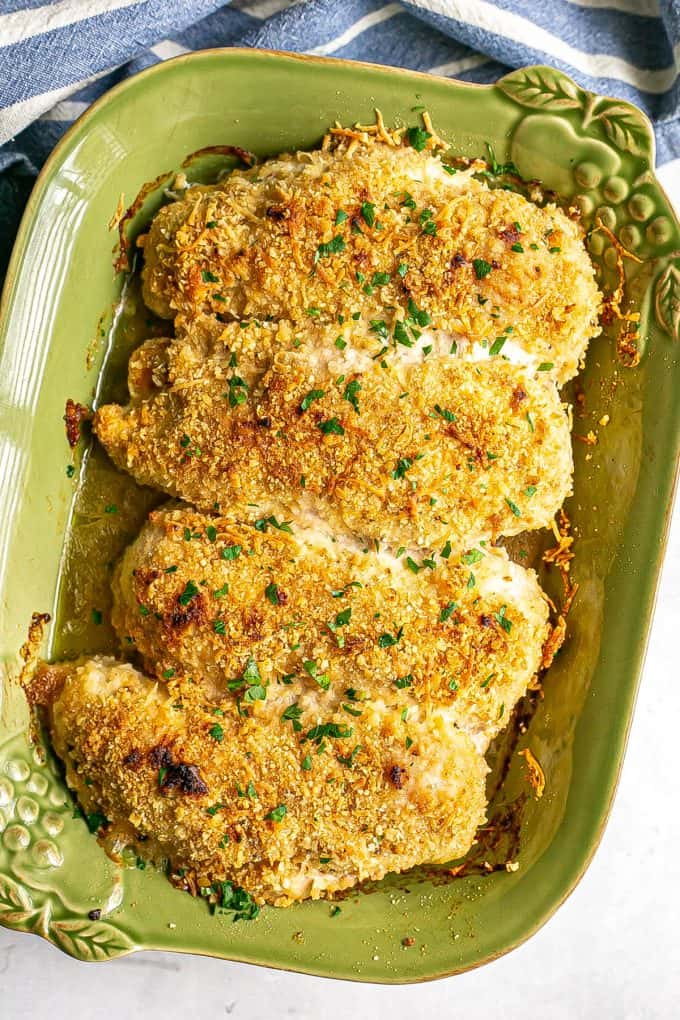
(64, 399, 92, 448)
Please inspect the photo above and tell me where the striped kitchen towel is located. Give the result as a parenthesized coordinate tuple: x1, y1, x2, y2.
(1, 0, 679, 274)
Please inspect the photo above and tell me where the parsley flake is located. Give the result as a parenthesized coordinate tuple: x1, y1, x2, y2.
(407, 126, 431, 151)
(473, 258, 493, 280)
(300, 388, 325, 412)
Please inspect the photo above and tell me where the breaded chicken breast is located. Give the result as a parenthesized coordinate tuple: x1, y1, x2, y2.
(94, 316, 573, 554)
(142, 139, 601, 382)
(112, 506, 551, 747)
(31, 656, 488, 906)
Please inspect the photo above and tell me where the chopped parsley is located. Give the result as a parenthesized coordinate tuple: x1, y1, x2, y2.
(225, 374, 249, 407)
(392, 457, 413, 480)
(210, 882, 260, 922)
(300, 388, 325, 412)
(265, 582, 282, 605)
(360, 201, 376, 227)
(315, 235, 346, 261)
(91, 609, 102, 625)
(214, 619, 226, 634)
(494, 605, 513, 633)
(85, 811, 108, 833)
(394, 674, 413, 689)
(317, 417, 345, 436)
(282, 703, 303, 732)
(407, 126, 431, 151)
(505, 497, 521, 517)
(434, 404, 456, 423)
(489, 336, 506, 356)
(331, 607, 352, 629)
(407, 297, 431, 327)
(266, 804, 287, 823)
(304, 659, 330, 691)
(178, 580, 199, 606)
(440, 539, 452, 559)
(473, 258, 493, 280)
(394, 320, 413, 347)
(228, 657, 266, 703)
(337, 744, 362, 768)
(439, 601, 458, 623)
(335, 209, 348, 225)
(343, 379, 361, 413)
(462, 549, 484, 565)
(221, 543, 242, 561)
(537, 362, 554, 372)
(201, 269, 219, 283)
(209, 723, 224, 742)
(253, 515, 293, 534)
(378, 626, 404, 649)
(369, 319, 389, 341)
(303, 722, 353, 745)
(485, 143, 519, 177)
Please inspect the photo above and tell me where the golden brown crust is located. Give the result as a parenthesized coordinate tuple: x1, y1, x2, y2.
(46, 657, 488, 905)
(112, 506, 550, 746)
(94, 317, 573, 553)
(42, 132, 591, 909)
(141, 140, 601, 383)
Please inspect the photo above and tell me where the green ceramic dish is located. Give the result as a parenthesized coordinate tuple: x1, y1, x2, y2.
(1, 50, 679, 982)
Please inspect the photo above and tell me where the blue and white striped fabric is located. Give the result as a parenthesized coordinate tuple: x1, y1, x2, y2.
(1, 0, 679, 273)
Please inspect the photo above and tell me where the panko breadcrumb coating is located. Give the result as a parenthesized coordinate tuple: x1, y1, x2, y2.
(34, 128, 591, 911)
(112, 506, 551, 748)
(142, 139, 601, 383)
(32, 657, 488, 906)
(29, 503, 550, 906)
(94, 316, 573, 553)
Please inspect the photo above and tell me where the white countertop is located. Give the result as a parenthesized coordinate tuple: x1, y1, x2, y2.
(2, 165, 678, 1020)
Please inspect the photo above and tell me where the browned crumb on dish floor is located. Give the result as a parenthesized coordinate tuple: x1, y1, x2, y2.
(63, 398, 92, 448)
(593, 217, 643, 368)
(517, 747, 546, 800)
(445, 792, 528, 880)
(543, 508, 579, 616)
(19, 612, 52, 694)
(113, 169, 174, 273)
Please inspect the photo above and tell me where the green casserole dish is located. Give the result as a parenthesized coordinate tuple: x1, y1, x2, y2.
(0, 49, 679, 981)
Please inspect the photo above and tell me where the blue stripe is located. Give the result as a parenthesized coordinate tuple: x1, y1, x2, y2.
(0, 0, 228, 107)
(332, 15, 481, 72)
(0, 0, 57, 11)
(400, 1, 679, 117)
(237, 0, 388, 53)
(0, 0, 678, 209)
(173, 8, 259, 48)
(491, 0, 673, 68)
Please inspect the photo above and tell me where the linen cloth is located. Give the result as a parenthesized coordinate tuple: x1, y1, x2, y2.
(1, 0, 678, 275)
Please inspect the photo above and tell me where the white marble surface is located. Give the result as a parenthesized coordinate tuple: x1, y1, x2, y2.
(2, 168, 679, 1020)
